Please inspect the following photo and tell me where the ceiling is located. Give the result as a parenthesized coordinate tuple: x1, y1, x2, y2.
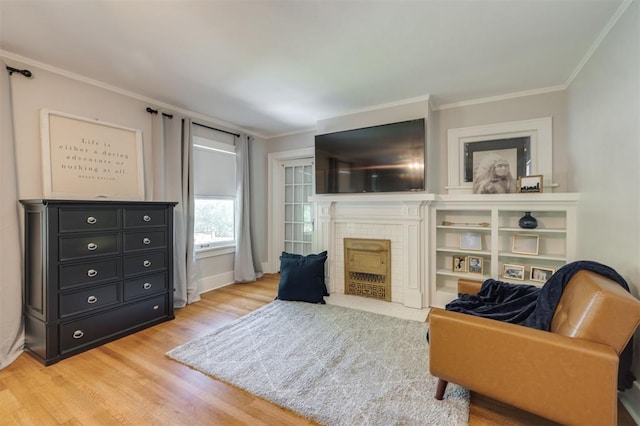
(0, 0, 625, 138)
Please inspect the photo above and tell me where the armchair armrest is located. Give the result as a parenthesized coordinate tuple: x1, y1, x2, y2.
(428, 308, 619, 425)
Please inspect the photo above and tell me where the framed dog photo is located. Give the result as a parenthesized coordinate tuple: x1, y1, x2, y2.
(503, 264, 525, 281)
(512, 234, 539, 255)
(530, 266, 555, 283)
(460, 232, 482, 251)
(467, 256, 483, 274)
(452, 255, 467, 273)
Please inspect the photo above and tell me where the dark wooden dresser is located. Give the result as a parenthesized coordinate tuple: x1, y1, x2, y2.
(20, 199, 177, 365)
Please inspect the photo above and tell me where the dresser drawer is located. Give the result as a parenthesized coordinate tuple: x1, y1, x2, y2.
(124, 273, 167, 301)
(123, 251, 167, 277)
(124, 207, 167, 229)
(59, 258, 121, 289)
(59, 234, 120, 261)
(59, 294, 168, 354)
(59, 208, 119, 233)
(59, 283, 120, 318)
(124, 230, 167, 252)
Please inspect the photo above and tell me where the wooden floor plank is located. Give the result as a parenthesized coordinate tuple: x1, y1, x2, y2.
(0, 274, 634, 425)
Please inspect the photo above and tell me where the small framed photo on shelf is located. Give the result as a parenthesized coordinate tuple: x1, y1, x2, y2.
(530, 266, 555, 283)
(460, 232, 482, 250)
(518, 174, 543, 193)
(503, 264, 525, 281)
(467, 256, 483, 274)
(512, 233, 539, 255)
(452, 255, 467, 273)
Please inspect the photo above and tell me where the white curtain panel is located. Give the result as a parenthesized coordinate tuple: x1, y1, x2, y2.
(0, 61, 25, 369)
(150, 113, 200, 307)
(234, 134, 262, 283)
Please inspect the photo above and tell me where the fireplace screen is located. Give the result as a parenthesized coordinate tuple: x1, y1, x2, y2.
(344, 238, 391, 301)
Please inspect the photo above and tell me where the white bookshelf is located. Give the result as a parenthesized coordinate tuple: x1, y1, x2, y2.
(429, 193, 579, 308)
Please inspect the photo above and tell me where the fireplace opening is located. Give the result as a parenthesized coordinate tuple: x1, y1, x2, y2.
(344, 238, 391, 301)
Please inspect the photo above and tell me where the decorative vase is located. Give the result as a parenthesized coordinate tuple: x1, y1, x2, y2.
(518, 212, 538, 229)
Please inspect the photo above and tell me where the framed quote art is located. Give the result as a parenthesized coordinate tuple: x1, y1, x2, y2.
(41, 109, 145, 200)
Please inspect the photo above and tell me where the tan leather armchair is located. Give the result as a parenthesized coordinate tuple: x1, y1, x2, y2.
(429, 270, 640, 425)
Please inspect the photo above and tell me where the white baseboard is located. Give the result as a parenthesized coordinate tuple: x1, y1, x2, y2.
(261, 261, 271, 274)
(199, 271, 234, 294)
(619, 379, 640, 424)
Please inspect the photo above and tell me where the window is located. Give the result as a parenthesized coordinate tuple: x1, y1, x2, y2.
(193, 135, 236, 251)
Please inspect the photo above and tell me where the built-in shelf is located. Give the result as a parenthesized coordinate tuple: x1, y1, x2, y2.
(430, 193, 579, 308)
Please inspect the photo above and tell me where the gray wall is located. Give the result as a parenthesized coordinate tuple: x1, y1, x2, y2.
(5, 60, 259, 289)
(266, 130, 315, 154)
(431, 90, 569, 193)
(566, 1, 639, 381)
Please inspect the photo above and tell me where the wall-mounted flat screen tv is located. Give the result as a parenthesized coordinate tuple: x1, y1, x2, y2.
(315, 118, 425, 194)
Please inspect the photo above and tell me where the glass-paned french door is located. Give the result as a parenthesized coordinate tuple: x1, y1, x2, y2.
(283, 159, 314, 255)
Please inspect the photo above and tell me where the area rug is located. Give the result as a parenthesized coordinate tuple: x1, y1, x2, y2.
(166, 300, 469, 425)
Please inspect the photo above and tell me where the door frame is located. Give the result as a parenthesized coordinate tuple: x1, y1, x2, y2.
(267, 147, 314, 273)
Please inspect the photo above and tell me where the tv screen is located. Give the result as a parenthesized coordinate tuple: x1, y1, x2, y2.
(314, 118, 425, 194)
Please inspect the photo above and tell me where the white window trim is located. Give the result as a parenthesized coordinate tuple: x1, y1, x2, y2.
(195, 244, 235, 260)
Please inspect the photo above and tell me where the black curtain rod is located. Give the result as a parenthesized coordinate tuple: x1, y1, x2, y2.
(146, 107, 173, 119)
(193, 121, 240, 138)
(146, 107, 240, 137)
(6, 66, 32, 78)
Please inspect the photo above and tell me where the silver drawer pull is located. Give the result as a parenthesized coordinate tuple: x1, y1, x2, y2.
(87, 269, 98, 277)
(87, 295, 98, 304)
(87, 242, 98, 251)
(153, 305, 159, 310)
(143, 260, 152, 267)
(143, 282, 152, 290)
(143, 237, 151, 245)
(143, 215, 151, 222)
(86, 216, 97, 225)
(73, 330, 84, 339)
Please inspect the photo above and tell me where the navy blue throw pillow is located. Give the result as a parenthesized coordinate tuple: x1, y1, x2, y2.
(277, 252, 328, 304)
(280, 251, 329, 296)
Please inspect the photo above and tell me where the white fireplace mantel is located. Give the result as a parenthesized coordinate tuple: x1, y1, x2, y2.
(311, 192, 436, 318)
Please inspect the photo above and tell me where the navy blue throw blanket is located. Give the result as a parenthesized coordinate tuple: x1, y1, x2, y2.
(444, 260, 635, 390)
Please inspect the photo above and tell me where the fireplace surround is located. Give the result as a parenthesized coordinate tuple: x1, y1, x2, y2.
(313, 193, 435, 316)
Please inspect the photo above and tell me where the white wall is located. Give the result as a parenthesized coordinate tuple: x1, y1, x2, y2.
(566, 0, 640, 397)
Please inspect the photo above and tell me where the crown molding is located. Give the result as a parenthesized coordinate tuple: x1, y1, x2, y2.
(0, 50, 266, 139)
(317, 94, 431, 123)
(266, 127, 317, 140)
(433, 85, 567, 111)
(565, 0, 633, 88)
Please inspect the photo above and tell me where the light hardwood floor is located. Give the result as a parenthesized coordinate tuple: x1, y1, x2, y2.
(0, 274, 634, 425)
